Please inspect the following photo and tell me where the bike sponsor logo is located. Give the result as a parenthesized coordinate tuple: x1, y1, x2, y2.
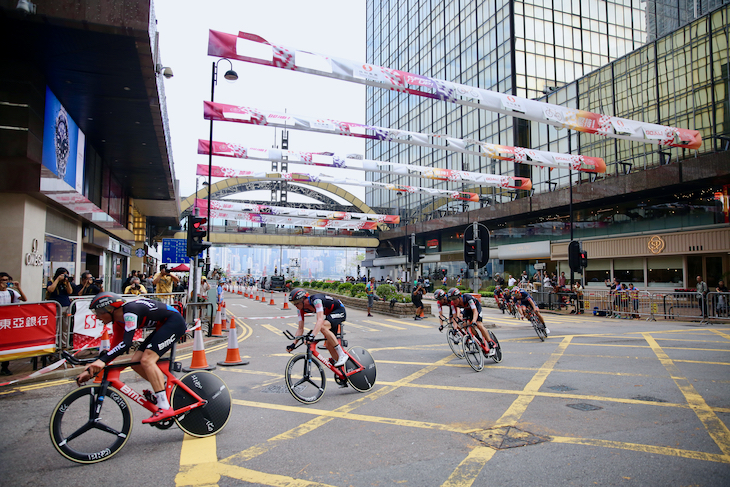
(58, 403, 68, 414)
(211, 385, 225, 401)
(87, 448, 111, 461)
(109, 391, 128, 409)
(121, 384, 146, 406)
(192, 374, 203, 389)
(206, 419, 215, 432)
(330, 312, 344, 319)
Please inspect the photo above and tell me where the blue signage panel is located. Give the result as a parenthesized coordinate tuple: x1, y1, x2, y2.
(162, 239, 202, 263)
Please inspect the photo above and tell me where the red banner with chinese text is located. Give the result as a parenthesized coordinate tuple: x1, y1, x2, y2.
(0, 302, 58, 361)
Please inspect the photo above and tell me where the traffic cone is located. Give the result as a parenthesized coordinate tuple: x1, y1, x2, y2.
(269, 291, 276, 305)
(282, 294, 290, 310)
(255, 290, 260, 301)
(221, 302, 228, 330)
(183, 320, 216, 372)
(217, 317, 249, 366)
(238, 285, 242, 295)
(211, 307, 225, 337)
(99, 327, 110, 352)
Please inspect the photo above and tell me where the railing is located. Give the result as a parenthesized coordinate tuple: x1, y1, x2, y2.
(543, 289, 730, 323)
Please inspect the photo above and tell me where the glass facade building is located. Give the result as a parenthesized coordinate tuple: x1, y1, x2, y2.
(366, 1, 730, 290)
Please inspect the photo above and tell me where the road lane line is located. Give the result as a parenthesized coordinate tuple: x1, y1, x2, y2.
(386, 318, 433, 329)
(261, 324, 281, 335)
(496, 336, 573, 426)
(441, 447, 496, 487)
(343, 322, 379, 332)
(642, 332, 730, 456)
(363, 319, 407, 330)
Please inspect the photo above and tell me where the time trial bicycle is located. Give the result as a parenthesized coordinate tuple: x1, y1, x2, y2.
(49, 343, 231, 464)
(283, 329, 376, 404)
(524, 306, 548, 341)
(458, 318, 503, 372)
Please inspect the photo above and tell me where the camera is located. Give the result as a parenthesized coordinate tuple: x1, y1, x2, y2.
(94, 278, 103, 285)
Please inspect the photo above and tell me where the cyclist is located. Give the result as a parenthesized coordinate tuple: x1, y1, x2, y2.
(493, 285, 506, 314)
(513, 287, 550, 334)
(434, 289, 456, 331)
(447, 288, 496, 357)
(287, 288, 348, 367)
(76, 292, 187, 424)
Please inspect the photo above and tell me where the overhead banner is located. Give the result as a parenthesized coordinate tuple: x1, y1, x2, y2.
(195, 198, 399, 223)
(208, 209, 378, 230)
(197, 141, 531, 189)
(201, 105, 606, 173)
(197, 164, 487, 202)
(208, 30, 701, 150)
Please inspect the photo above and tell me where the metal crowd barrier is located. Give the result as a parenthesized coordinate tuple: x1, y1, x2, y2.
(0, 300, 61, 368)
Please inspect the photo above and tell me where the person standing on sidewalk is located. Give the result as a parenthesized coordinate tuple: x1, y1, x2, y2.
(696, 275, 708, 318)
(412, 280, 425, 320)
(0, 272, 28, 375)
(366, 277, 377, 317)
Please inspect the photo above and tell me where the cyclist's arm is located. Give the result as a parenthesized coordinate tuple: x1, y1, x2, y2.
(468, 301, 479, 324)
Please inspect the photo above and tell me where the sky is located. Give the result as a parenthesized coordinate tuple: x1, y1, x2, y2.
(153, 0, 368, 204)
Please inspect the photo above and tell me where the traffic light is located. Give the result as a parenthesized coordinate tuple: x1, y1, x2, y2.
(463, 223, 490, 268)
(579, 249, 588, 269)
(413, 243, 425, 262)
(568, 240, 582, 272)
(187, 215, 212, 257)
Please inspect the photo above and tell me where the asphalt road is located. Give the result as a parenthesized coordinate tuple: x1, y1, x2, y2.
(1, 292, 729, 486)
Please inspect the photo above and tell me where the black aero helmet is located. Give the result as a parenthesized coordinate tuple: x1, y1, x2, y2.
(89, 292, 124, 312)
(433, 289, 446, 300)
(447, 287, 462, 300)
(289, 288, 308, 303)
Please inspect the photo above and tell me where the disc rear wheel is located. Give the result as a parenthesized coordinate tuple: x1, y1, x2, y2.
(172, 371, 232, 437)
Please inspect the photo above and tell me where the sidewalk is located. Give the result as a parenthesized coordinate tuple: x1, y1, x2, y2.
(0, 334, 227, 388)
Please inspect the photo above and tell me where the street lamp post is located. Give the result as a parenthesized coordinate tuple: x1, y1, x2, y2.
(207, 58, 238, 273)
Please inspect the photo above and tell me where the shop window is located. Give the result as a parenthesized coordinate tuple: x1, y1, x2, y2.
(614, 257, 644, 286)
(647, 256, 683, 288)
(45, 235, 77, 288)
(584, 258, 610, 287)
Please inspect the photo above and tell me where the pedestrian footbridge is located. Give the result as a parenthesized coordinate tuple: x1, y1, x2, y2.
(175, 177, 382, 248)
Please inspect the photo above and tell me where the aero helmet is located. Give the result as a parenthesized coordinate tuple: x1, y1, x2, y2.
(447, 287, 462, 300)
(433, 289, 446, 300)
(89, 292, 124, 312)
(289, 288, 308, 303)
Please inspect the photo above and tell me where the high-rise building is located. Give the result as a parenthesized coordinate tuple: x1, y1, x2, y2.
(645, 0, 730, 41)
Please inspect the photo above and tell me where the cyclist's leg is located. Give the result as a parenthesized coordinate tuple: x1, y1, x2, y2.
(323, 308, 347, 364)
(139, 315, 186, 416)
(530, 299, 545, 325)
(475, 321, 492, 349)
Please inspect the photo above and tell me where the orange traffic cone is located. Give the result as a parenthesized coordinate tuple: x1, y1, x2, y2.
(221, 302, 228, 330)
(282, 294, 290, 310)
(255, 290, 260, 301)
(99, 327, 110, 352)
(183, 320, 216, 372)
(217, 317, 249, 366)
(211, 307, 225, 337)
(238, 285, 242, 295)
(269, 291, 276, 306)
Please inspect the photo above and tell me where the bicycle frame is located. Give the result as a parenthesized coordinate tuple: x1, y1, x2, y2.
(462, 322, 490, 354)
(284, 330, 365, 380)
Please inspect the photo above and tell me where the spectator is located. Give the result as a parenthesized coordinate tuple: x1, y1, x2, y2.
(122, 270, 138, 291)
(366, 277, 377, 317)
(442, 275, 448, 287)
(198, 276, 211, 302)
(456, 275, 462, 286)
(696, 275, 708, 318)
(558, 271, 566, 288)
(143, 273, 155, 293)
(217, 278, 225, 304)
(412, 280, 425, 320)
(520, 271, 529, 284)
(508, 274, 517, 287)
(573, 281, 584, 314)
(124, 277, 147, 295)
(46, 267, 73, 309)
(716, 280, 728, 317)
(494, 273, 505, 287)
(153, 264, 179, 303)
(75, 271, 103, 296)
(0, 272, 28, 375)
(544, 274, 553, 291)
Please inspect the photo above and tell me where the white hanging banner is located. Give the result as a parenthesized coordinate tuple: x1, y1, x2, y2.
(195, 198, 399, 223)
(201, 104, 606, 173)
(207, 209, 378, 230)
(208, 30, 701, 150)
(197, 164, 488, 202)
(197, 139, 531, 189)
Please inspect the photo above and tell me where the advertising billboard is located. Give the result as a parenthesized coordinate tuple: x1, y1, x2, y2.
(41, 86, 85, 192)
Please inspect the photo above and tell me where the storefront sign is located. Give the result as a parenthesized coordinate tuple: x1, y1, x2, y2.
(648, 235, 665, 254)
(120, 244, 132, 256)
(0, 302, 57, 361)
(25, 238, 43, 266)
(426, 238, 439, 248)
(135, 248, 145, 258)
(497, 241, 551, 260)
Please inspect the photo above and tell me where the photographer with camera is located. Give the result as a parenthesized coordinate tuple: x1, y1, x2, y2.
(75, 271, 103, 296)
(46, 267, 73, 309)
(153, 264, 179, 304)
(124, 276, 147, 295)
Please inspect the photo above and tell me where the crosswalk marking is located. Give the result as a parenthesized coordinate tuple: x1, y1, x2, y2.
(344, 322, 379, 332)
(386, 318, 433, 329)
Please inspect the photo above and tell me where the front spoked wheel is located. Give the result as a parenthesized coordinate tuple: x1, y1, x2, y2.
(463, 336, 484, 372)
(489, 331, 503, 363)
(285, 353, 326, 404)
(345, 347, 377, 392)
(447, 328, 464, 358)
(49, 385, 132, 464)
(531, 315, 546, 341)
(172, 371, 232, 437)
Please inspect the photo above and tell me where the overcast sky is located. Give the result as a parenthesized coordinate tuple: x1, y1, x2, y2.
(154, 0, 367, 204)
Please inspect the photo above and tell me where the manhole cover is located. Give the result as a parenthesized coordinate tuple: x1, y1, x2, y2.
(548, 385, 577, 392)
(260, 384, 288, 394)
(566, 403, 603, 411)
(632, 395, 666, 403)
(469, 426, 550, 450)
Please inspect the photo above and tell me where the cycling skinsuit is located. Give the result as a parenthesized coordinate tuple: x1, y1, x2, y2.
(513, 289, 534, 307)
(437, 301, 455, 318)
(458, 294, 482, 322)
(100, 298, 187, 364)
(299, 293, 346, 334)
